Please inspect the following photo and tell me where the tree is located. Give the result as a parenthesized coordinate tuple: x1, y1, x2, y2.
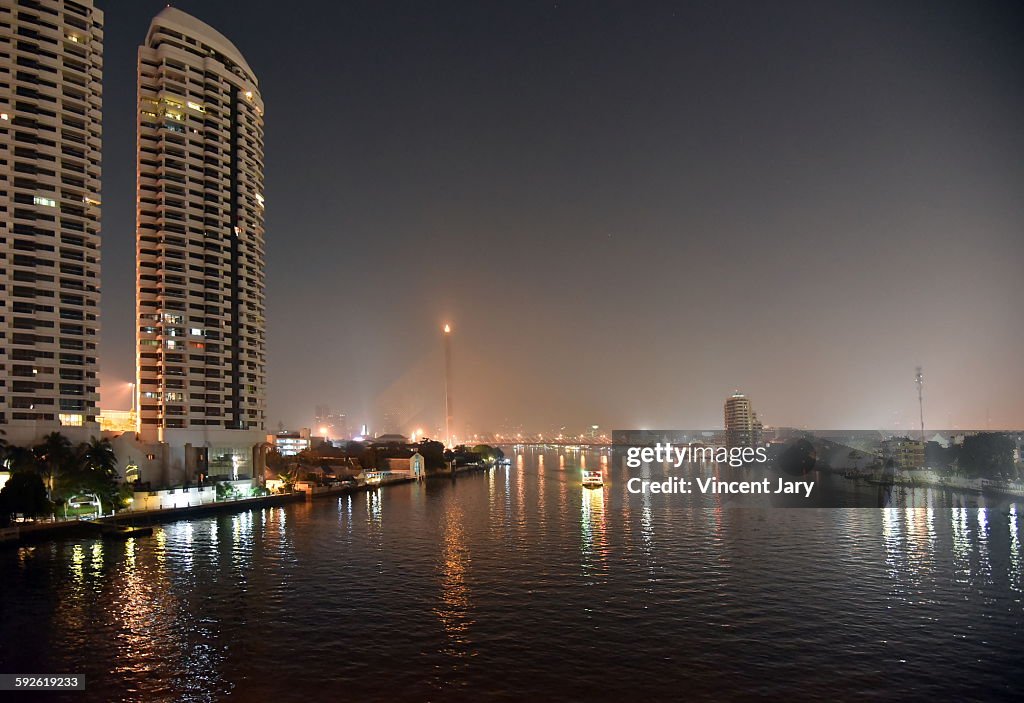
(79, 436, 117, 475)
(924, 441, 954, 471)
(472, 444, 501, 466)
(33, 432, 74, 497)
(959, 433, 1016, 480)
(59, 437, 122, 514)
(417, 440, 446, 471)
(0, 471, 52, 523)
(3, 444, 36, 473)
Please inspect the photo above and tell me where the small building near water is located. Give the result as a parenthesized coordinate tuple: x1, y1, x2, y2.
(386, 452, 425, 479)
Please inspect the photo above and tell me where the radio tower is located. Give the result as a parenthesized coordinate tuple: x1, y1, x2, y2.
(915, 367, 925, 442)
(443, 324, 454, 447)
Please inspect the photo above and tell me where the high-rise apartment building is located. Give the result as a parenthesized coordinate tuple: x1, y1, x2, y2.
(724, 391, 763, 449)
(134, 8, 266, 479)
(0, 0, 103, 445)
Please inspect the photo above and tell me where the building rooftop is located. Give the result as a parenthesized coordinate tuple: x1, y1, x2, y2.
(148, 7, 256, 84)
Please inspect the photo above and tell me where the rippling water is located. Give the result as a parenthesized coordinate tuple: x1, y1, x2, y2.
(1, 448, 1022, 702)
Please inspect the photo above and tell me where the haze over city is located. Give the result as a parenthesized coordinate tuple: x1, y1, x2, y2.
(3, 3, 1024, 701)
(95, 0, 1024, 432)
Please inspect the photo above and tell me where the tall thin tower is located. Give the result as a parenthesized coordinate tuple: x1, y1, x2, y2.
(443, 324, 453, 446)
(915, 366, 925, 442)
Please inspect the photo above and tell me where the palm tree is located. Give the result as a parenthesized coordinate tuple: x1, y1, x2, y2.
(34, 432, 74, 497)
(3, 444, 36, 473)
(79, 436, 118, 475)
(71, 437, 120, 516)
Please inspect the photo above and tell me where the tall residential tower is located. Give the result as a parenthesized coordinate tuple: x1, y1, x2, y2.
(134, 8, 266, 480)
(724, 391, 763, 449)
(0, 0, 103, 445)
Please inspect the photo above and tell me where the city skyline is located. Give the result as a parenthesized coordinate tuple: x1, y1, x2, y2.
(47, 0, 1024, 432)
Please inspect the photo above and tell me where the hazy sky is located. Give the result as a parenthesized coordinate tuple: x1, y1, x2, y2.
(97, 0, 1024, 435)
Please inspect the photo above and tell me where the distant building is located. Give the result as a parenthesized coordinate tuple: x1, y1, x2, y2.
(269, 428, 311, 456)
(98, 410, 138, 434)
(371, 434, 409, 446)
(386, 453, 425, 479)
(313, 406, 349, 439)
(724, 392, 763, 448)
(881, 437, 925, 470)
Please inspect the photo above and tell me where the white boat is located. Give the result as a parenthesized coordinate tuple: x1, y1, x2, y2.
(582, 469, 604, 488)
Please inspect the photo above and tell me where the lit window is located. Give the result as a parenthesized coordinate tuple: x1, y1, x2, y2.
(163, 314, 183, 324)
(165, 340, 182, 349)
(140, 339, 159, 347)
(59, 413, 84, 427)
(141, 392, 160, 399)
(163, 110, 184, 121)
(165, 392, 184, 401)
(190, 328, 203, 336)
(189, 342, 205, 349)
(66, 33, 81, 43)
(34, 196, 57, 208)
(255, 193, 265, 208)
(186, 101, 205, 113)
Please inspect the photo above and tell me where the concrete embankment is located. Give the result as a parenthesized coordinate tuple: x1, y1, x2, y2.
(1, 492, 304, 547)
(1, 465, 497, 547)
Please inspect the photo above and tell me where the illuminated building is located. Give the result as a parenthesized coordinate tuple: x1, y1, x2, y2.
(881, 437, 925, 470)
(98, 409, 138, 434)
(133, 8, 266, 482)
(0, 0, 103, 444)
(269, 428, 311, 456)
(724, 391, 763, 449)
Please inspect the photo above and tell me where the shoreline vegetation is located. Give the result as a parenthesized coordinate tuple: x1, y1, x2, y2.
(0, 436, 504, 547)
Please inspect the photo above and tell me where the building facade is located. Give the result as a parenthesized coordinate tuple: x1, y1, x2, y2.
(134, 8, 266, 482)
(724, 391, 763, 449)
(0, 0, 103, 445)
(269, 428, 311, 457)
(881, 437, 925, 471)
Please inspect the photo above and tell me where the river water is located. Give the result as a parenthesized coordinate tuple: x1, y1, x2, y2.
(1, 447, 1021, 701)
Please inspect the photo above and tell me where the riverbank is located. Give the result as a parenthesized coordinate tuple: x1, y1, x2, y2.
(1, 492, 305, 546)
(0, 463, 497, 547)
(836, 467, 1024, 498)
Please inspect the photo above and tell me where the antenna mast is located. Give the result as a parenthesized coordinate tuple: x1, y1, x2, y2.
(915, 366, 925, 442)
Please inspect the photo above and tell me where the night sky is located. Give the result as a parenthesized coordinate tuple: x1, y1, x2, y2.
(97, 1, 1024, 435)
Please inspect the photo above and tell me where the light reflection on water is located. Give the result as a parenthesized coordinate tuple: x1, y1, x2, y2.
(1, 447, 1022, 702)
(580, 486, 609, 580)
(435, 502, 474, 661)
